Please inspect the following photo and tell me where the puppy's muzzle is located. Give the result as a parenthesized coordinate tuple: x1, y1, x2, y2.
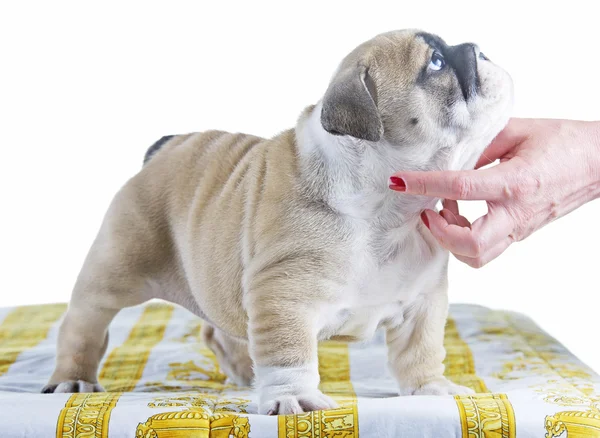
(447, 43, 479, 101)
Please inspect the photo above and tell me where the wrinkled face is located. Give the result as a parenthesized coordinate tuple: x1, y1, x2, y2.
(321, 29, 514, 171)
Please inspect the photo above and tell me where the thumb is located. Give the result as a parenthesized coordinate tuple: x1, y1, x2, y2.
(476, 118, 532, 168)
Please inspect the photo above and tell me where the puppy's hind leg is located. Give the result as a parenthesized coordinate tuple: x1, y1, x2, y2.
(42, 191, 157, 393)
(42, 259, 149, 394)
(42, 302, 117, 393)
(201, 323, 254, 387)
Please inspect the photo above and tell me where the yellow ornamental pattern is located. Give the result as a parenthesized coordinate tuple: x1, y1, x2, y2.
(474, 309, 600, 437)
(277, 339, 359, 438)
(100, 304, 174, 391)
(446, 316, 516, 438)
(146, 394, 251, 414)
(143, 319, 234, 393)
(136, 411, 250, 438)
(135, 318, 252, 437)
(56, 304, 174, 438)
(444, 317, 488, 393)
(278, 405, 358, 438)
(503, 312, 599, 437)
(0, 303, 66, 376)
(318, 341, 357, 406)
(135, 394, 252, 438)
(3, 302, 590, 437)
(545, 410, 600, 438)
(455, 394, 516, 438)
(56, 393, 120, 438)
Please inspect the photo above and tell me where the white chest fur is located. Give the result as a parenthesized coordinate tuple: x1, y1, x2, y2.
(317, 220, 447, 342)
(297, 102, 448, 343)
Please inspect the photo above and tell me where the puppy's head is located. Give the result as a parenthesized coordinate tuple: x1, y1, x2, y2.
(320, 29, 513, 171)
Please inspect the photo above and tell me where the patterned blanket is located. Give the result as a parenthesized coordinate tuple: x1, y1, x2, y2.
(0, 302, 598, 437)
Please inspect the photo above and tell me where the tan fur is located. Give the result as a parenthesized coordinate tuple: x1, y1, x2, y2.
(43, 29, 513, 414)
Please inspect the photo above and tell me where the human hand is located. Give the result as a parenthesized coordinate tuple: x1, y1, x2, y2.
(390, 118, 600, 268)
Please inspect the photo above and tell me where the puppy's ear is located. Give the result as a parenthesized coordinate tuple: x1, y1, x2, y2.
(320, 64, 383, 142)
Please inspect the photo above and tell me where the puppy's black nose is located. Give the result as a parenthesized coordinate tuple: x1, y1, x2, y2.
(448, 43, 479, 101)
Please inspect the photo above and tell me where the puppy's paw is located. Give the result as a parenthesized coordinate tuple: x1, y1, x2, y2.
(259, 389, 338, 415)
(224, 364, 254, 387)
(201, 323, 254, 387)
(42, 380, 105, 394)
(402, 378, 475, 396)
(219, 355, 254, 387)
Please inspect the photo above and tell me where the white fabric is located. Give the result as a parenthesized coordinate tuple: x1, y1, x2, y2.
(0, 301, 598, 437)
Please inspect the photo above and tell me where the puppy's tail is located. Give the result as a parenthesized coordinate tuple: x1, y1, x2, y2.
(143, 135, 175, 165)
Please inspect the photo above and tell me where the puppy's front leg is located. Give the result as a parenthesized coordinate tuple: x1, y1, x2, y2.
(386, 281, 474, 396)
(247, 278, 337, 415)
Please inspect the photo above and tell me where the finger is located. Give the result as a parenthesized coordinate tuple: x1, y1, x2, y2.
(475, 118, 532, 169)
(440, 206, 471, 229)
(391, 160, 516, 201)
(454, 235, 514, 268)
(455, 213, 471, 228)
(440, 209, 458, 225)
(469, 206, 514, 244)
(440, 200, 471, 227)
(442, 199, 459, 216)
(423, 210, 478, 256)
(422, 207, 513, 257)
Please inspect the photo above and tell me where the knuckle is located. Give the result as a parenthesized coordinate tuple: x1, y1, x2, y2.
(549, 202, 560, 219)
(511, 229, 526, 242)
(524, 175, 543, 194)
(512, 170, 543, 199)
(508, 208, 534, 241)
(502, 183, 515, 199)
(413, 177, 428, 195)
(452, 176, 472, 199)
(471, 258, 485, 269)
(463, 256, 484, 269)
(506, 179, 523, 199)
(510, 180, 527, 199)
(468, 235, 485, 258)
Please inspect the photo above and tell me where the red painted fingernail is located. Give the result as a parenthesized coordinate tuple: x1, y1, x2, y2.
(420, 211, 430, 229)
(389, 176, 406, 191)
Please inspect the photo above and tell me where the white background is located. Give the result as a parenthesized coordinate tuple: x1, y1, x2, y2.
(1, 1, 598, 373)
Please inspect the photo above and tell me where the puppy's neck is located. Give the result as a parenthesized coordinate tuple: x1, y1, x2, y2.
(295, 103, 438, 224)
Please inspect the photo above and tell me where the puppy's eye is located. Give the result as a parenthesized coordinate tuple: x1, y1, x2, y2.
(429, 51, 445, 71)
